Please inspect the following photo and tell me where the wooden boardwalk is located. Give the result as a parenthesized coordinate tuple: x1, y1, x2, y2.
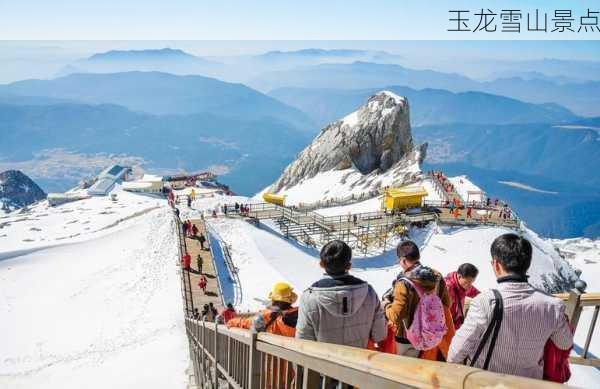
(179, 218, 223, 315)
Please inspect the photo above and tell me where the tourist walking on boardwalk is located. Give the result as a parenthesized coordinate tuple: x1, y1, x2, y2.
(228, 282, 299, 336)
(445, 263, 480, 330)
(196, 254, 203, 274)
(384, 241, 452, 358)
(187, 220, 193, 237)
(198, 274, 208, 294)
(201, 304, 209, 320)
(228, 282, 299, 389)
(202, 303, 217, 322)
(198, 233, 206, 250)
(191, 224, 199, 237)
(208, 303, 217, 319)
(218, 303, 237, 324)
(448, 233, 573, 379)
(296, 240, 386, 348)
(182, 220, 188, 236)
(187, 196, 192, 208)
(181, 251, 191, 271)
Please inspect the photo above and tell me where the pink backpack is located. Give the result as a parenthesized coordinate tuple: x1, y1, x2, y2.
(403, 278, 447, 350)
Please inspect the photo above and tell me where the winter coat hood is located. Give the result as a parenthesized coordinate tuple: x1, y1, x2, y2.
(296, 273, 387, 348)
(309, 274, 369, 317)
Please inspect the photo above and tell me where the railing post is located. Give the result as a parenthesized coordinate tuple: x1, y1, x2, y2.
(200, 320, 206, 385)
(248, 332, 261, 389)
(302, 368, 320, 389)
(565, 289, 583, 329)
(213, 324, 219, 389)
(583, 305, 599, 359)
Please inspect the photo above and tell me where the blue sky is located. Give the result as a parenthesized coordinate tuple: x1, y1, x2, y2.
(2, 0, 600, 40)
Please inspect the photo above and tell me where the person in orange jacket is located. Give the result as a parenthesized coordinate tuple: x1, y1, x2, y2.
(228, 282, 298, 336)
(228, 282, 298, 388)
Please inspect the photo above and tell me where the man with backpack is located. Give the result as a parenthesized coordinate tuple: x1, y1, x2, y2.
(384, 240, 451, 358)
(296, 240, 386, 348)
(447, 233, 573, 380)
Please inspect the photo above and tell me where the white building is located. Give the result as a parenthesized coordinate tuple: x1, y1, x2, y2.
(122, 174, 164, 194)
(87, 165, 132, 196)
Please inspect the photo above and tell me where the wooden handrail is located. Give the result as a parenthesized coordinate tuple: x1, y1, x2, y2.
(554, 292, 600, 306)
(187, 318, 571, 388)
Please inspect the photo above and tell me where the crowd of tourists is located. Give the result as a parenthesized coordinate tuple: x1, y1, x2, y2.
(224, 233, 574, 382)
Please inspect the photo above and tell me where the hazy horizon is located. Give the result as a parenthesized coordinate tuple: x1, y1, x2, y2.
(1, 40, 600, 84)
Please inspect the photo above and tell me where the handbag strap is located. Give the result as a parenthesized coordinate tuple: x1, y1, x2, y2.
(469, 289, 504, 370)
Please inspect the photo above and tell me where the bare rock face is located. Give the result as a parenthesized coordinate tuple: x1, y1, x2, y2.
(0, 170, 46, 212)
(271, 91, 415, 192)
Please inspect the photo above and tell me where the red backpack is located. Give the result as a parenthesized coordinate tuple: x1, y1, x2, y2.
(543, 320, 574, 383)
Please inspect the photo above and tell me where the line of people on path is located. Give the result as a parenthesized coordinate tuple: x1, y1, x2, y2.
(192, 302, 237, 324)
(181, 219, 207, 249)
(224, 234, 574, 383)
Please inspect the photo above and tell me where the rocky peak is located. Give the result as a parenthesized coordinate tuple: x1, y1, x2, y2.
(270, 91, 418, 192)
(0, 170, 46, 212)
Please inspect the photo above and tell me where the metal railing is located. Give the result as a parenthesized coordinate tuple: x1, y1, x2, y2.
(174, 210, 195, 316)
(185, 319, 570, 389)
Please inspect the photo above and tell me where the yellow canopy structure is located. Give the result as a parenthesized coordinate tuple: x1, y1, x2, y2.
(263, 193, 286, 206)
(383, 187, 428, 211)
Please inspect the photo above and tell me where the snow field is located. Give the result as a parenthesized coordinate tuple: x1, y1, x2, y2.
(0, 203, 189, 389)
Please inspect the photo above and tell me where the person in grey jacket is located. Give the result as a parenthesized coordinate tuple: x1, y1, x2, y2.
(296, 240, 387, 348)
(448, 233, 573, 379)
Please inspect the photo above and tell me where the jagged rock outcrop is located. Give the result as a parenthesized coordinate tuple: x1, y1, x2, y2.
(0, 170, 46, 212)
(271, 91, 417, 192)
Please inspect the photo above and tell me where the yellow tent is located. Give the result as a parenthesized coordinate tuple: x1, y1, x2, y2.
(383, 187, 428, 211)
(263, 193, 286, 206)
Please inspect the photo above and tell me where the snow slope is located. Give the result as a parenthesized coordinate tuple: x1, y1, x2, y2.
(0, 185, 163, 257)
(0, 192, 188, 389)
(260, 159, 421, 206)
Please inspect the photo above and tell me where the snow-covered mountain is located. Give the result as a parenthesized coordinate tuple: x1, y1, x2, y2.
(270, 91, 426, 196)
(0, 170, 46, 213)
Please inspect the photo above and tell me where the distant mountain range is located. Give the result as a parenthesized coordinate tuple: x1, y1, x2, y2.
(415, 122, 600, 189)
(251, 61, 600, 116)
(479, 58, 600, 83)
(269, 86, 578, 128)
(50, 49, 600, 117)
(0, 71, 314, 130)
(0, 102, 311, 195)
(251, 49, 403, 67)
(57, 48, 222, 78)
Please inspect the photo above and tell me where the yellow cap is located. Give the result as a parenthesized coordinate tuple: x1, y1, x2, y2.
(268, 282, 297, 304)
